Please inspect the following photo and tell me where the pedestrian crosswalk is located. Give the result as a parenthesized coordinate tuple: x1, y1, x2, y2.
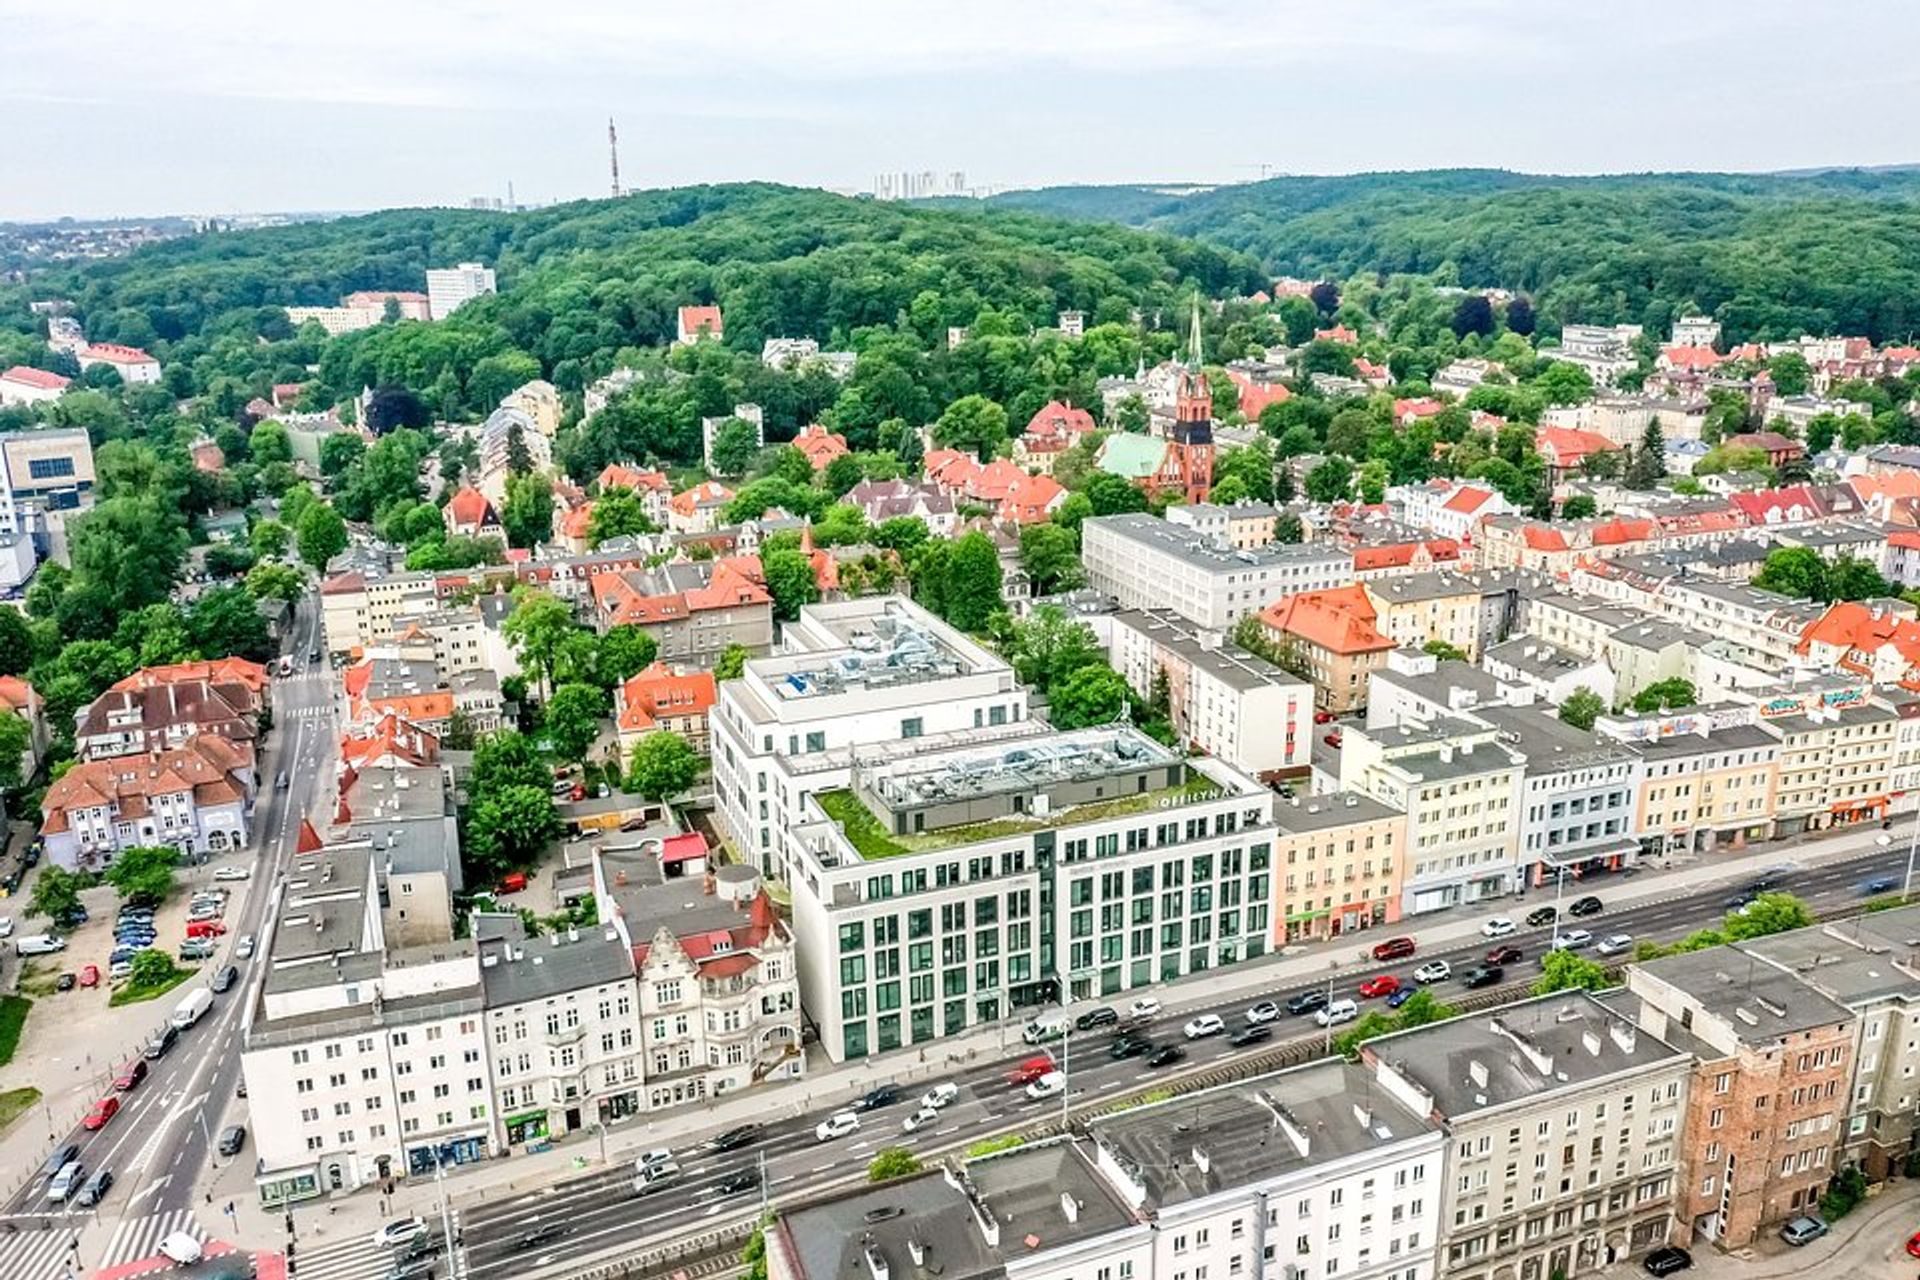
(100, 1208, 202, 1270)
(0, 1223, 80, 1280)
(289, 1232, 409, 1280)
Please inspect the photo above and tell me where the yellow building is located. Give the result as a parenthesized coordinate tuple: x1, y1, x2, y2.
(1598, 706, 1779, 855)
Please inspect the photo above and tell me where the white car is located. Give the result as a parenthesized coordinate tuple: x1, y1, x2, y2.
(920, 1082, 959, 1110)
(371, 1217, 429, 1249)
(212, 866, 251, 882)
(1412, 960, 1452, 984)
(159, 1232, 204, 1265)
(1481, 916, 1516, 938)
(1183, 1014, 1225, 1040)
(1313, 998, 1359, 1028)
(635, 1148, 674, 1171)
(1595, 933, 1635, 957)
(0, 917, 13, 939)
(815, 1110, 860, 1142)
(1245, 1000, 1281, 1025)
(1552, 929, 1594, 951)
(1127, 996, 1162, 1020)
(1024, 1070, 1067, 1100)
(901, 1105, 941, 1133)
(235, 935, 256, 960)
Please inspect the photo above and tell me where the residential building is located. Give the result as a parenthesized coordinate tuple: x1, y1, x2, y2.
(76, 342, 161, 383)
(844, 477, 956, 537)
(320, 568, 441, 657)
(1082, 513, 1350, 630)
(613, 662, 718, 757)
(790, 423, 848, 471)
(0, 426, 95, 536)
(588, 557, 774, 667)
(1109, 608, 1313, 777)
(1625, 951, 1853, 1247)
(75, 673, 262, 762)
(1269, 791, 1407, 941)
(1365, 572, 1490, 660)
(286, 290, 430, 335)
(1164, 500, 1280, 551)
(1015, 399, 1097, 474)
(787, 724, 1276, 1062)
(1360, 992, 1690, 1280)
(1474, 705, 1641, 887)
(425, 263, 496, 320)
(675, 304, 723, 346)
(594, 464, 672, 526)
(40, 734, 255, 870)
(708, 596, 1027, 875)
(0, 365, 69, 407)
(1394, 479, 1512, 544)
(668, 480, 734, 534)
(1258, 586, 1397, 714)
(1748, 679, 1896, 835)
(1670, 316, 1722, 349)
(1597, 706, 1780, 855)
(1482, 638, 1617, 709)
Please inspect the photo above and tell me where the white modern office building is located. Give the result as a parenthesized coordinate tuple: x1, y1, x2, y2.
(1082, 513, 1351, 630)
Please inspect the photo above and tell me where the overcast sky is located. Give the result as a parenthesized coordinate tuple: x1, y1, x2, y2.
(8, 1, 1919, 221)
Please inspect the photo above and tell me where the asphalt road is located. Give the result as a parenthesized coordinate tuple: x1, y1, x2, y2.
(1, 593, 333, 1231)
(454, 826, 1919, 1278)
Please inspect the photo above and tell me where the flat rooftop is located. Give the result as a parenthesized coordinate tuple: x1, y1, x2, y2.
(1634, 947, 1853, 1041)
(863, 724, 1181, 812)
(1741, 906, 1920, 1006)
(1270, 791, 1402, 836)
(1114, 608, 1308, 694)
(1089, 512, 1348, 573)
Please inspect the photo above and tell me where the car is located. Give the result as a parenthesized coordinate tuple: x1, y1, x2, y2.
(1485, 944, 1524, 965)
(0, 917, 11, 939)
(82, 1096, 120, 1130)
(77, 964, 100, 988)
(1778, 1214, 1827, 1246)
(1025, 1070, 1067, 1099)
(1595, 934, 1635, 957)
(716, 1169, 761, 1196)
(75, 1167, 114, 1208)
(1371, 936, 1416, 961)
(159, 1233, 205, 1266)
(1525, 906, 1558, 928)
(235, 935, 256, 960)
(1413, 960, 1452, 984)
(815, 1110, 860, 1142)
(213, 866, 251, 881)
(1314, 709, 1335, 724)
(712, 1124, 762, 1152)
(1286, 989, 1330, 1017)
(1725, 890, 1755, 911)
(143, 1024, 179, 1059)
(108, 961, 134, 983)
(384, 1259, 436, 1280)
(179, 940, 216, 961)
(41, 1142, 80, 1178)
(854, 1083, 901, 1112)
(55, 972, 76, 992)
(1463, 965, 1505, 989)
(1108, 1034, 1154, 1060)
(210, 965, 239, 993)
(1146, 1044, 1186, 1068)
(1864, 876, 1901, 896)
(1323, 732, 1342, 748)
(1314, 998, 1359, 1028)
(632, 1160, 681, 1194)
(1183, 1014, 1225, 1039)
(901, 1105, 942, 1133)
(1005, 1055, 1057, 1086)
(920, 1082, 959, 1110)
(275, 772, 290, 791)
(1245, 1000, 1281, 1024)
(371, 1218, 430, 1249)
(1126, 996, 1162, 1020)
(1568, 895, 1603, 917)
(632, 1148, 675, 1172)
(1642, 1245, 1692, 1276)
(1228, 1025, 1272, 1047)
(113, 1060, 148, 1091)
(1481, 916, 1516, 938)
(1359, 975, 1401, 999)
(1907, 1229, 1920, 1259)
(1074, 1006, 1119, 1032)
(1552, 929, 1594, 951)
(1385, 986, 1418, 1009)
(515, 1223, 568, 1250)
(46, 1160, 85, 1203)
(217, 1125, 247, 1157)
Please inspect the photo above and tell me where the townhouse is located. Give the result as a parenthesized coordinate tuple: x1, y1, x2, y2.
(1270, 791, 1408, 942)
(1258, 586, 1397, 714)
(1596, 706, 1779, 856)
(40, 734, 255, 870)
(588, 557, 775, 667)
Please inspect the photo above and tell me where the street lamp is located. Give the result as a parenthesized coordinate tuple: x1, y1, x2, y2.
(1903, 804, 1920, 900)
(433, 1150, 463, 1280)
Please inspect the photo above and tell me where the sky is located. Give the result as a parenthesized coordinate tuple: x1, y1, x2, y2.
(7, 0, 1920, 221)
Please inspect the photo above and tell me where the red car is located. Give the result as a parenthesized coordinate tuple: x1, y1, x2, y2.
(1323, 732, 1342, 748)
(82, 1096, 120, 1130)
(1371, 937, 1417, 962)
(1359, 975, 1402, 1000)
(1313, 710, 1335, 725)
(113, 1060, 148, 1092)
(1485, 945, 1524, 966)
(77, 964, 100, 988)
(1005, 1054, 1056, 1086)
(185, 920, 227, 938)
(1907, 1230, 1920, 1260)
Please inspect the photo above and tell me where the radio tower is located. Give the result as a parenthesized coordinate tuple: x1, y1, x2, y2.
(608, 117, 622, 199)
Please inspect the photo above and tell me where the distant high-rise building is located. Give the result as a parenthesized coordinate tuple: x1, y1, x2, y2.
(871, 168, 969, 201)
(425, 263, 497, 320)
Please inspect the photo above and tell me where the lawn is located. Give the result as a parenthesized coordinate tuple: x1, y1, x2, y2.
(15, 960, 59, 999)
(109, 965, 193, 1008)
(0, 1086, 40, 1133)
(0, 995, 29, 1066)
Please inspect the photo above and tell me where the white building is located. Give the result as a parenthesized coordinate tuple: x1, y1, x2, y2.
(76, 342, 161, 383)
(1082, 513, 1352, 631)
(425, 263, 497, 320)
(1670, 316, 1721, 349)
(0, 365, 70, 407)
(320, 567, 440, 657)
(0, 426, 94, 538)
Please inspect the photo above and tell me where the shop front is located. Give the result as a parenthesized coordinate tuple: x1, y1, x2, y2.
(504, 1108, 551, 1146)
(406, 1134, 490, 1177)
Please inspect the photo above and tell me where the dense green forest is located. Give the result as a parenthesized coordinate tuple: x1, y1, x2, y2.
(988, 168, 1920, 343)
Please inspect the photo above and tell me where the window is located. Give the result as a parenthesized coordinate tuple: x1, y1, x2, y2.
(900, 717, 923, 739)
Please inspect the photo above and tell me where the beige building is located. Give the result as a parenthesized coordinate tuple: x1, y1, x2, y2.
(1762, 693, 1897, 836)
(321, 568, 440, 657)
(1598, 707, 1779, 855)
(0, 426, 95, 538)
(1365, 573, 1488, 660)
(1269, 791, 1406, 942)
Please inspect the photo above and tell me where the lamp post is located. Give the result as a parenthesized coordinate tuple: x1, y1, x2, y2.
(433, 1151, 462, 1280)
(1904, 804, 1920, 900)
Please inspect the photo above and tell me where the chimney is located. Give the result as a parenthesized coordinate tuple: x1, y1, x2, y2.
(906, 1239, 927, 1267)
(1609, 1021, 1638, 1055)
(1059, 1192, 1080, 1223)
(1191, 1146, 1211, 1174)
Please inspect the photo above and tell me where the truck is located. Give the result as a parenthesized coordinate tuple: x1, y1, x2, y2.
(171, 987, 214, 1030)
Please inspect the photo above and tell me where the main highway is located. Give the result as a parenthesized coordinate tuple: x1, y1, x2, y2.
(455, 821, 1919, 1278)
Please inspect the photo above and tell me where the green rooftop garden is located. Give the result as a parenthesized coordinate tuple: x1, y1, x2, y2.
(815, 772, 1222, 860)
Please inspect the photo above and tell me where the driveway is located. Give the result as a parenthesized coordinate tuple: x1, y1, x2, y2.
(1592, 1182, 1920, 1280)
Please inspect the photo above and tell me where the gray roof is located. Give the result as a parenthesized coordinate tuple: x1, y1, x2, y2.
(1112, 608, 1307, 694)
(1270, 791, 1402, 835)
(599, 841, 753, 941)
(1627, 721, 1780, 759)
(473, 914, 635, 1006)
(1091, 1060, 1440, 1208)
(1474, 705, 1634, 775)
(1608, 619, 1713, 653)
(1366, 570, 1489, 604)
(1740, 905, 1920, 1006)
(1367, 992, 1687, 1118)
(1634, 947, 1854, 1042)
(966, 1139, 1136, 1252)
(776, 1171, 1008, 1280)
(1483, 638, 1602, 680)
(1087, 513, 1347, 575)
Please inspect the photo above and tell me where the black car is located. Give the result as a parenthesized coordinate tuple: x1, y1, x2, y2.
(717, 1169, 761, 1196)
(1074, 1006, 1119, 1032)
(711, 1123, 763, 1152)
(211, 965, 239, 994)
(1463, 965, 1504, 989)
(1725, 891, 1755, 911)
(1145, 1045, 1186, 1068)
(1642, 1245, 1692, 1276)
(55, 972, 76, 992)
(1864, 876, 1900, 896)
(1525, 906, 1558, 927)
(1108, 1034, 1153, 1060)
(75, 1167, 113, 1208)
(517, 1223, 568, 1249)
(854, 1084, 900, 1111)
(218, 1125, 247, 1157)
(1485, 944, 1523, 966)
(1568, 896, 1603, 918)
(41, 1142, 79, 1178)
(1286, 989, 1329, 1016)
(143, 1024, 179, 1060)
(1227, 1025, 1272, 1048)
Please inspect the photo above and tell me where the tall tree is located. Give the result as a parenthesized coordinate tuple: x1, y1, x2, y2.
(502, 591, 579, 696)
(295, 501, 348, 571)
(542, 683, 609, 763)
(761, 547, 820, 621)
(931, 395, 1010, 459)
(501, 472, 554, 549)
(628, 731, 700, 802)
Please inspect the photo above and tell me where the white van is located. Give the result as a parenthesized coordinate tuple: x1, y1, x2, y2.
(1021, 1011, 1070, 1045)
(171, 988, 214, 1029)
(15, 934, 64, 956)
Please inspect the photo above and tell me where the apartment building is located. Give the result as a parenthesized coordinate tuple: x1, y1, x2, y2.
(709, 597, 1028, 876)
(425, 262, 496, 320)
(588, 558, 775, 668)
(614, 662, 718, 757)
(1626, 951, 1854, 1246)
(0, 426, 94, 536)
(77, 342, 161, 383)
(1259, 585, 1397, 714)
(1761, 688, 1897, 836)
(1482, 638, 1616, 709)
(1362, 992, 1692, 1280)
(1597, 706, 1779, 855)
(1270, 791, 1407, 941)
(0, 365, 69, 407)
(1365, 573, 1491, 660)
(1109, 608, 1312, 777)
(1082, 513, 1351, 629)
(381, 604, 514, 679)
(1340, 715, 1524, 914)
(40, 734, 255, 871)
(1164, 500, 1280, 550)
(787, 724, 1276, 1062)
(74, 672, 262, 762)
(321, 568, 440, 656)
(1475, 706, 1642, 887)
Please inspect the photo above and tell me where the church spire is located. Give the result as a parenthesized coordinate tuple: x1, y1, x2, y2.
(1186, 293, 1205, 371)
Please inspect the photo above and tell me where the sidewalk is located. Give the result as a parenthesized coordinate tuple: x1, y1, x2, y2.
(1597, 1179, 1920, 1280)
(201, 819, 1904, 1250)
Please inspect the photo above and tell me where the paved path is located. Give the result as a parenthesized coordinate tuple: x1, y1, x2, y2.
(1588, 1180, 1920, 1280)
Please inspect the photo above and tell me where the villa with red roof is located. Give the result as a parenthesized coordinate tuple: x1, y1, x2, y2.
(791, 423, 849, 471)
(444, 486, 500, 539)
(1257, 585, 1395, 713)
(1392, 397, 1446, 425)
(76, 341, 161, 383)
(595, 463, 672, 524)
(1014, 400, 1098, 473)
(1314, 324, 1359, 345)
(41, 734, 254, 870)
(615, 662, 718, 755)
(1396, 479, 1513, 543)
(668, 480, 735, 534)
(675, 304, 724, 346)
(1223, 368, 1291, 419)
(1352, 537, 1462, 580)
(0, 364, 69, 407)
(1535, 426, 1620, 482)
(1800, 601, 1920, 687)
(589, 557, 773, 665)
(1659, 345, 1725, 373)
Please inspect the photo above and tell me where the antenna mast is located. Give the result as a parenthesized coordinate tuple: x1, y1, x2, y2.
(608, 117, 622, 199)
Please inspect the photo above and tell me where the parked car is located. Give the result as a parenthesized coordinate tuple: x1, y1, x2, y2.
(108, 961, 134, 982)
(179, 940, 216, 962)
(55, 973, 76, 992)
(1314, 998, 1359, 1028)
(1641, 1245, 1692, 1276)
(1778, 1215, 1827, 1246)
(1552, 929, 1594, 951)
(1525, 906, 1558, 928)
(1286, 989, 1330, 1017)
(1907, 1229, 1920, 1259)
(217, 1125, 247, 1157)
(1228, 1025, 1272, 1047)
(1245, 1000, 1281, 1024)
(1595, 934, 1635, 957)
(185, 920, 227, 939)
(0, 917, 12, 939)
(77, 964, 100, 988)
(1126, 996, 1162, 1020)
(1358, 975, 1401, 999)
(854, 1083, 900, 1111)
(113, 1060, 148, 1091)
(1146, 1045, 1186, 1068)
(212, 866, 251, 881)
(1485, 944, 1524, 966)
(1412, 961, 1452, 984)
(1182, 1014, 1225, 1040)
(1568, 895, 1603, 917)
(1370, 936, 1416, 961)
(82, 1096, 120, 1130)
(814, 1110, 860, 1142)
(1463, 965, 1505, 989)
(1073, 1006, 1119, 1032)
(1481, 916, 1516, 938)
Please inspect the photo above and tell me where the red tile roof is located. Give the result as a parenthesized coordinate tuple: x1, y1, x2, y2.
(1352, 539, 1461, 572)
(670, 480, 733, 517)
(1535, 426, 1619, 466)
(1441, 485, 1496, 515)
(617, 663, 718, 733)
(791, 424, 849, 469)
(1661, 345, 1724, 371)
(112, 658, 269, 696)
(0, 675, 36, 712)
(596, 464, 670, 494)
(1022, 400, 1097, 443)
(1, 365, 69, 391)
(445, 486, 495, 529)
(678, 305, 723, 337)
(1225, 371, 1291, 418)
(81, 342, 156, 365)
(1259, 585, 1392, 656)
(41, 735, 250, 836)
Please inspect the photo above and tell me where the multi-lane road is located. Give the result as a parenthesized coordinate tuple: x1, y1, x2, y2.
(0, 593, 334, 1279)
(455, 826, 1919, 1278)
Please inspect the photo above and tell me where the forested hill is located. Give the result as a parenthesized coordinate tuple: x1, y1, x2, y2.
(2, 183, 1263, 417)
(987, 168, 1920, 343)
